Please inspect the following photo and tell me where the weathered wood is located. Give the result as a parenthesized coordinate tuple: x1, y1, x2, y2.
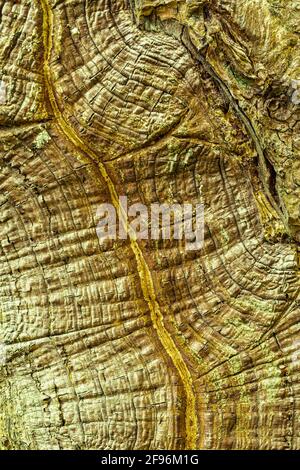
(0, 0, 299, 450)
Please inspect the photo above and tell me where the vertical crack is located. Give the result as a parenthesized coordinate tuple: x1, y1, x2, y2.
(39, 0, 199, 449)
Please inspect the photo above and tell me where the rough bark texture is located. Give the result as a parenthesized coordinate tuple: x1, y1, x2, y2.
(0, 0, 299, 450)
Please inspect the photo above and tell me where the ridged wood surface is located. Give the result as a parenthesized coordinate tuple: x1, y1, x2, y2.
(0, 0, 299, 450)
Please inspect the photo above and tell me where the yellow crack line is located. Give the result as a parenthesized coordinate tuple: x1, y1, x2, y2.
(40, 0, 198, 449)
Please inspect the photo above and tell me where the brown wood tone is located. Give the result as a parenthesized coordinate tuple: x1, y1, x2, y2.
(0, 0, 299, 450)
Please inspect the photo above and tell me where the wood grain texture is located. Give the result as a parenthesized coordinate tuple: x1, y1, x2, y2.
(0, 0, 299, 450)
